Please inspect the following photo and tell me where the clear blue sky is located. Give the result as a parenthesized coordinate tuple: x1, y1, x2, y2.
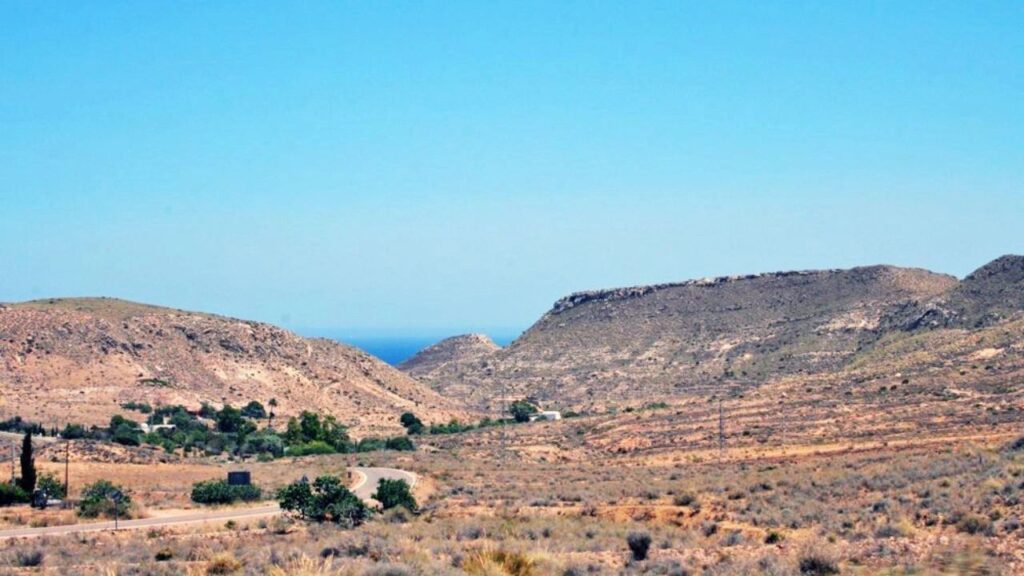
(2, 2, 1022, 337)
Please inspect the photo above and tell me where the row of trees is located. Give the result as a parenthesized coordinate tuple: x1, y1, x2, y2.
(397, 398, 542, 438)
(56, 406, 415, 460)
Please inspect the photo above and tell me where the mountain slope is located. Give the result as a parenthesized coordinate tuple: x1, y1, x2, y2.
(884, 255, 1024, 330)
(402, 265, 958, 410)
(398, 334, 500, 379)
(0, 298, 468, 434)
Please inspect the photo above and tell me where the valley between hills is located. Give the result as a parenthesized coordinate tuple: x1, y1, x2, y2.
(2, 255, 1024, 575)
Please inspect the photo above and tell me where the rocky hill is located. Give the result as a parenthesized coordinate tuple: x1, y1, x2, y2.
(0, 298, 468, 435)
(886, 255, 1024, 330)
(402, 264, 965, 410)
(398, 333, 500, 379)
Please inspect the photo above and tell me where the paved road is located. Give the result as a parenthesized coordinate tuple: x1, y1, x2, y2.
(350, 466, 418, 502)
(0, 467, 417, 540)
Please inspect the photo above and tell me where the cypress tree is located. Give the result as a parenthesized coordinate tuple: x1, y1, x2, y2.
(19, 431, 36, 494)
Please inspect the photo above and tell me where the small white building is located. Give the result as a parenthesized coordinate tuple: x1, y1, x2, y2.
(140, 417, 176, 434)
(531, 411, 562, 422)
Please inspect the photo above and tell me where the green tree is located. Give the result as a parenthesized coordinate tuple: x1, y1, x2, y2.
(240, 431, 285, 458)
(399, 412, 424, 435)
(299, 411, 323, 442)
(60, 423, 87, 439)
(215, 405, 247, 434)
(284, 412, 350, 452)
(0, 483, 29, 506)
(373, 478, 417, 512)
(79, 480, 131, 518)
(19, 432, 36, 494)
(277, 475, 369, 527)
(191, 479, 261, 504)
(241, 401, 267, 419)
(37, 472, 66, 499)
(509, 400, 538, 423)
(385, 436, 415, 451)
(109, 414, 142, 446)
(319, 416, 351, 451)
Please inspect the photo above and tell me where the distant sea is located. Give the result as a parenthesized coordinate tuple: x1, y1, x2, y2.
(299, 332, 518, 366)
(342, 337, 447, 366)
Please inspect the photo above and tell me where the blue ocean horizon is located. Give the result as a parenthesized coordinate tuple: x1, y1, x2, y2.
(298, 331, 519, 366)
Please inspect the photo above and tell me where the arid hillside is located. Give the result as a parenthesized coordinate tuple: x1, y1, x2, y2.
(398, 333, 500, 380)
(403, 264, 961, 410)
(886, 254, 1024, 330)
(0, 298, 469, 435)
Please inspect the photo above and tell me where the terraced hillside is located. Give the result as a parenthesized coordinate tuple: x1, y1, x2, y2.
(0, 298, 469, 435)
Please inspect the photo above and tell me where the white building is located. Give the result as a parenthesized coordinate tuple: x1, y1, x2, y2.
(531, 411, 562, 422)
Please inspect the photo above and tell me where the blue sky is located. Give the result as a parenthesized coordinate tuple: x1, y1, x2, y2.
(1, 2, 1022, 338)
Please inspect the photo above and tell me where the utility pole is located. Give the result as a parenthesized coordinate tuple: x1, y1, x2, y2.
(9, 441, 14, 485)
(64, 440, 70, 501)
(718, 395, 725, 460)
(500, 379, 507, 465)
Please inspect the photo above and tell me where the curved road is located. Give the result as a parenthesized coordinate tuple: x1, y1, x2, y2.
(0, 467, 417, 540)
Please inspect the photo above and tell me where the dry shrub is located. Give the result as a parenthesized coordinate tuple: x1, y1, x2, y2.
(462, 549, 536, 576)
(206, 552, 242, 575)
(266, 555, 346, 576)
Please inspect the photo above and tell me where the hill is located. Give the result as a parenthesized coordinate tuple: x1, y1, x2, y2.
(0, 298, 468, 435)
(886, 255, 1024, 330)
(398, 333, 500, 379)
(401, 264, 963, 410)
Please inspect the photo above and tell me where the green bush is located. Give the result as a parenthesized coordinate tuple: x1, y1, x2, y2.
(798, 553, 839, 575)
(215, 405, 255, 435)
(399, 412, 424, 435)
(191, 479, 262, 505)
(241, 401, 267, 419)
(78, 480, 131, 518)
(0, 483, 29, 506)
(385, 436, 415, 451)
(627, 531, 652, 561)
(60, 423, 87, 439)
(287, 440, 337, 457)
(428, 419, 476, 435)
(37, 473, 66, 499)
(277, 475, 369, 527)
(284, 412, 351, 452)
(239, 431, 285, 458)
(373, 478, 417, 512)
(120, 401, 152, 414)
(355, 437, 386, 452)
(109, 415, 142, 446)
(509, 400, 538, 423)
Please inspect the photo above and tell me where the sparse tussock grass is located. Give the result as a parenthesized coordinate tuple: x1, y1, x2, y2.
(462, 549, 537, 576)
(206, 552, 242, 574)
(265, 555, 349, 576)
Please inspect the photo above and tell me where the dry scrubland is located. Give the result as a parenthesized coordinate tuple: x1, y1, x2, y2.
(3, 389, 1023, 575)
(2, 257, 1022, 573)
(3, 319, 1024, 573)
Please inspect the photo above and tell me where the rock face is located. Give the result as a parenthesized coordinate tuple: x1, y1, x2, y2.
(0, 298, 468, 434)
(403, 265, 961, 410)
(885, 255, 1024, 330)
